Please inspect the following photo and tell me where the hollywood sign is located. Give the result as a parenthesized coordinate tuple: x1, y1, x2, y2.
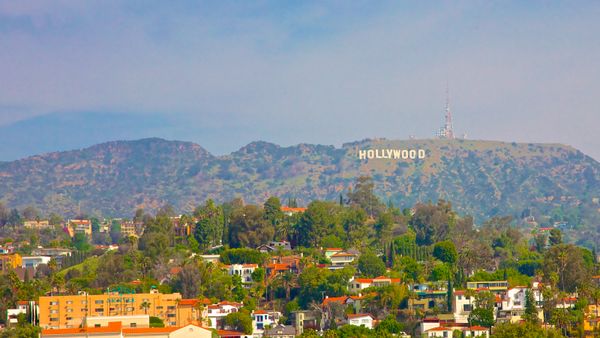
(357, 148, 427, 160)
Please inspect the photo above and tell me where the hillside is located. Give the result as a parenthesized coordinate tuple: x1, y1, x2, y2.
(0, 137, 598, 232)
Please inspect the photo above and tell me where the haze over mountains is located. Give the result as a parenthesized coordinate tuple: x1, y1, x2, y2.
(0, 138, 598, 242)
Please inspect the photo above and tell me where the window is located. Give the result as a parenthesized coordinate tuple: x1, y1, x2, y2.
(130, 323, 137, 328)
(95, 308, 104, 312)
(50, 301, 59, 305)
(464, 304, 472, 311)
(49, 318, 59, 322)
(94, 300, 104, 304)
(95, 324, 101, 327)
(66, 301, 73, 305)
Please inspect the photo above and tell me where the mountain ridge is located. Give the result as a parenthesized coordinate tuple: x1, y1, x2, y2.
(0, 137, 598, 244)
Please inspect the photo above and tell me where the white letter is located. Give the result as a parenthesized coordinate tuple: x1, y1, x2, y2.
(418, 149, 426, 159)
(393, 150, 401, 159)
(402, 150, 409, 159)
(409, 150, 416, 159)
(386, 149, 393, 159)
(359, 150, 367, 159)
(367, 150, 375, 159)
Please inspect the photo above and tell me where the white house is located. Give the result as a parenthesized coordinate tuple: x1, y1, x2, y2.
(226, 264, 258, 287)
(329, 252, 358, 267)
(348, 276, 402, 293)
(251, 310, 281, 337)
(206, 301, 243, 329)
(22, 256, 52, 269)
(346, 314, 373, 330)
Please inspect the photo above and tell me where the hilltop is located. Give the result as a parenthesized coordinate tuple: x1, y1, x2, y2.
(0, 137, 598, 234)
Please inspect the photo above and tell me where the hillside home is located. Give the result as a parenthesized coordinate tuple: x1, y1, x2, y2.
(206, 301, 243, 329)
(348, 276, 401, 293)
(346, 314, 374, 330)
(226, 264, 258, 286)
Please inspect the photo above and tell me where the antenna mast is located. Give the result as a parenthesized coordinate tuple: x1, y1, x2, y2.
(444, 85, 454, 139)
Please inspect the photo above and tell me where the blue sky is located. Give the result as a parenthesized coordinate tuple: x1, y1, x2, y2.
(0, 1, 599, 159)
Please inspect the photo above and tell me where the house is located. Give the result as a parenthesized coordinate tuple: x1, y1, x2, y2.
(31, 248, 72, 257)
(226, 264, 258, 286)
(23, 220, 51, 229)
(199, 255, 221, 264)
(466, 281, 508, 294)
(66, 219, 92, 237)
(496, 286, 543, 323)
(280, 206, 306, 216)
(423, 326, 489, 338)
(6, 301, 32, 326)
(0, 243, 15, 254)
(408, 285, 448, 313)
(40, 322, 213, 338)
(263, 324, 295, 338)
(348, 276, 401, 293)
(22, 256, 52, 269)
(452, 291, 474, 324)
(291, 310, 320, 335)
(257, 241, 292, 253)
(251, 310, 281, 336)
(206, 301, 243, 329)
(329, 251, 358, 268)
(346, 314, 374, 330)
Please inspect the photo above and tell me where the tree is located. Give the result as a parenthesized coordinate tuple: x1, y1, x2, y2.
(21, 205, 40, 221)
(342, 207, 370, 248)
(433, 240, 458, 265)
(149, 316, 165, 328)
(543, 244, 590, 292)
(549, 228, 562, 246)
(410, 200, 455, 245)
(492, 322, 564, 337)
(224, 311, 253, 334)
(357, 250, 386, 278)
(523, 289, 539, 324)
(346, 176, 382, 217)
(295, 201, 342, 248)
(194, 199, 225, 249)
(109, 220, 121, 244)
(468, 307, 494, 329)
(228, 205, 274, 248)
(140, 301, 151, 314)
(71, 233, 91, 251)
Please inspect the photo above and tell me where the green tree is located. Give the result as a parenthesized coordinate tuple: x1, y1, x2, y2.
(228, 205, 274, 248)
(492, 322, 564, 337)
(543, 244, 590, 292)
(224, 311, 253, 334)
(549, 229, 562, 246)
(523, 289, 539, 324)
(71, 233, 91, 251)
(295, 201, 342, 248)
(433, 240, 458, 265)
(346, 176, 382, 217)
(110, 220, 121, 244)
(410, 200, 455, 245)
(468, 307, 494, 329)
(357, 250, 386, 278)
(194, 199, 225, 249)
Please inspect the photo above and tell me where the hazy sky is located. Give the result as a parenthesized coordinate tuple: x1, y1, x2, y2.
(1, 1, 599, 159)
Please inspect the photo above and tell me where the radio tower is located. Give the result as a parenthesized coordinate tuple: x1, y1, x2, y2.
(437, 85, 455, 139)
(444, 86, 454, 139)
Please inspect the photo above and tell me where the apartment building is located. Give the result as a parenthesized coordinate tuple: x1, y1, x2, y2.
(39, 290, 183, 329)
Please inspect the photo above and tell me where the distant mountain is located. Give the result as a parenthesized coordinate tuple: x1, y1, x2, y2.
(0, 112, 176, 161)
(0, 137, 599, 243)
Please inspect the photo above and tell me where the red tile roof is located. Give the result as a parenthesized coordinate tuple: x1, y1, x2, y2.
(42, 322, 122, 335)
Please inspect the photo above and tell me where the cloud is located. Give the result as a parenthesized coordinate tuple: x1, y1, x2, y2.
(0, 2, 599, 159)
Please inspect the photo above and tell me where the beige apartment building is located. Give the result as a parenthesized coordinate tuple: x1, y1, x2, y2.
(39, 290, 187, 329)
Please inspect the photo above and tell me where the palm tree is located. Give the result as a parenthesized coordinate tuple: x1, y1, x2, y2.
(140, 301, 151, 314)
